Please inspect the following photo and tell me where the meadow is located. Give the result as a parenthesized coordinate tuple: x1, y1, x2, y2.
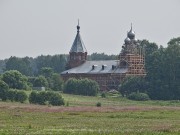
(0, 93, 180, 135)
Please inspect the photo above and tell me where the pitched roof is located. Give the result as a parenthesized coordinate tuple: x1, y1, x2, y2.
(70, 24, 87, 53)
(61, 60, 128, 74)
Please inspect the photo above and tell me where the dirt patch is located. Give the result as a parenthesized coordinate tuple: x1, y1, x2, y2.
(1, 102, 180, 113)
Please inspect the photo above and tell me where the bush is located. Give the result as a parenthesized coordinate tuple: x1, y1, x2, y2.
(49, 94, 65, 106)
(96, 102, 101, 107)
(29, 91, 64, 106)
(2, 70, 29, 90)
(7, 90, 17, 101)
(15, 91, 28, 103)
(0, 80, 9, 101)
(64, 78, 99, 96)
(63, 78, 78, 94)
(33, 76, 48, 88)
(101, 92, 106, 98)
(128, 92, 150, 101)
(29, 91, 38, 104)
(29, 91, 46, 105)
(119, 76, 149, 97)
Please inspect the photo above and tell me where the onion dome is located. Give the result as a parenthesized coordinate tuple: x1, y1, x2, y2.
(127, 23, 135, 39)
(132, 38, 138, 43)
(124, 37, 131, 44)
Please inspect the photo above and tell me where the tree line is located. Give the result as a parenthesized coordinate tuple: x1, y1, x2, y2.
(119, 37, 180, 100)
(0, 37, 180, 100)
(0, 53, 118, 76)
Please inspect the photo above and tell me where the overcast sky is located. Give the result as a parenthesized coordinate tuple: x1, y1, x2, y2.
(0, 0, 180, 59)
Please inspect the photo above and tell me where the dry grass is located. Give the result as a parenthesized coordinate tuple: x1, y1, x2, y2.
(0, 93, 180, 135)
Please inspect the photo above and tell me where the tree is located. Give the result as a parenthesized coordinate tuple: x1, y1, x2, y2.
(119, 76, 149, 97)
(90, 52, 118, 60)
(5, 56, 33, 76)
(29, 91, 38, 104)
(64, 78, 78, 94)
(15, 91, 28, 103)
(33, 76, 48, 88)
(7, 90, 16, 102)
(0, 80, 9, 101)
(35, 54, 67, 75)
(146, 37, 180, 100)
(40, 67, 54, 78)
(50, 73, 64, 91)
(2, 70, 29, 90)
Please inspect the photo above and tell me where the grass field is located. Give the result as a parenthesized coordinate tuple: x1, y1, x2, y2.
(0, 93, 180, 135)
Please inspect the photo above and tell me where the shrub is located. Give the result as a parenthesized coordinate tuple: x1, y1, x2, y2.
(64, 78, 78, 94)
(96, 102, 101, 107)
(29, 91, 38, 104)
(0, 80, 9, 101)
(7, 90, 17, 101)
(49, 93, 65, 106)
(33, 76, 48, 88)
(64, 78, 99, 96)
(29, 91, 64, 106)
(29, 91, 46, 105)
(2, 70, 29, 90)
(118, 76, 149, 97)
(15, 91, 28, 103)
(128, 92, 150, 101)
(101, 92, 106, 98)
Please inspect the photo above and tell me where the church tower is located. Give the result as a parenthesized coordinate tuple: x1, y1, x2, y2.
(119, 24, 146, 76)
(66, 21, 87, 69)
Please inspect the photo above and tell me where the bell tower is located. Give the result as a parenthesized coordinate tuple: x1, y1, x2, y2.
(119, 24, 146, 76)
(66, 21, 87, 69)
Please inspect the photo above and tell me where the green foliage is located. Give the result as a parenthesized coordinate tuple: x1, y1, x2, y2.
(64, 78, 99, 96)
(50, 73, 64, 91)
(0, 80, 9, 101)
(3, 54, 67, 76)
(33, 76, 48, 88)
(96, 102, 101, 107)
(5, 56, 33, 76)
(2, 70, 29, 90)
(90, 52, 118, 60)
(40, 67, 54, 78)
(119, 76, 149, 97)
(29, 91, 64, 106)
(64, 78, 78, 94)
(14, 91, 28, 103)
(29, 91, 46, 105)
(128, 92, 150, 101)
(35, 54, 67, 74)
(101, 92, 106, 98)
(49, 93, 65, 106)
(29, 91, 38, 104)
(146, 37, 180, 100)
(7, 90, 16, 101)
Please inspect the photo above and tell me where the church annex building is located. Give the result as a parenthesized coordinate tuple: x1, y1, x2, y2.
(61, 23, 146, 91)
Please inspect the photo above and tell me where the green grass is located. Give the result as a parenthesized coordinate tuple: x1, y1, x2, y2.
(62, 93, 180, 107)
(0, 93, 180, 135)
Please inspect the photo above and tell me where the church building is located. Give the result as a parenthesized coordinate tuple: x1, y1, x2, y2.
(61, 23, 146, 91)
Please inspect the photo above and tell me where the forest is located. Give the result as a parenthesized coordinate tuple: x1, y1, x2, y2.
(0, 37, 180, 100)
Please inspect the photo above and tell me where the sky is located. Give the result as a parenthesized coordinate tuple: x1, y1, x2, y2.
(0, 0, 180, 59)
